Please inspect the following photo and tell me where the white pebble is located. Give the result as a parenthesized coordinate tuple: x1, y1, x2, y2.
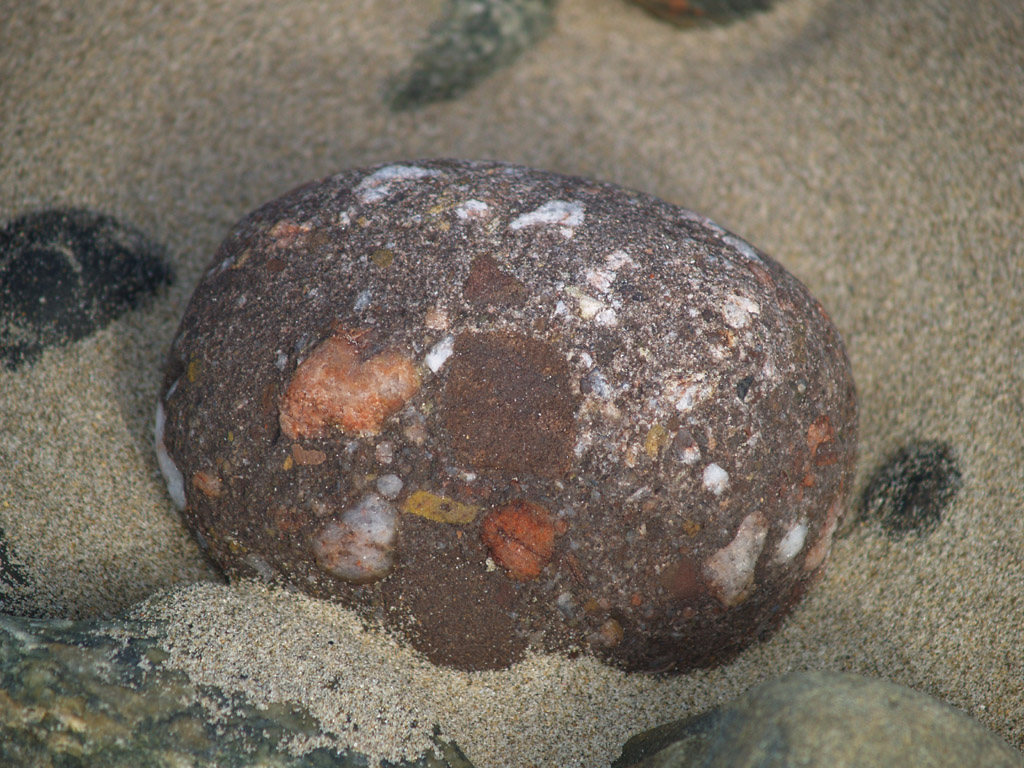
(703, 463, 730, 495)
(775, 522, 808, 564)
(376, 474, 404, 499)
(425, 334, 455, 373)
(154, 402, 185, 511)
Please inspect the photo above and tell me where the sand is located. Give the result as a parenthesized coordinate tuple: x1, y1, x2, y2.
(1, 0, 1022, 765)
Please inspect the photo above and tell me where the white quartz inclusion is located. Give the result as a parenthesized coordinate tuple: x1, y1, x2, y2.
(455, 199, 489, 219)
(354, 165, 442, 204)
(723, 234, 765, 264)
(577, 295, 605, 320)
(723, 294, 761, 329)
(703, 463, 730, 495)
(509, 200, 584, 234)
(154, 401, 186, 511)
(425, 335, 455, 373)
(775, 522, 808, 564)
(376, 474, 404, 499)
(704, 512, 768, 606)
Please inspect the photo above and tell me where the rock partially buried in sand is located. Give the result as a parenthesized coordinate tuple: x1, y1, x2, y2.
(627, 0, 777, 27)
(613, 672, 1024, 767)
(0, 613, 474, 768)
(1, 208, 172, 370)
(158, 160, 857, 672)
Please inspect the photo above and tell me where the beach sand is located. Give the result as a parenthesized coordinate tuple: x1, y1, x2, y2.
(2, 0, 1022, 765)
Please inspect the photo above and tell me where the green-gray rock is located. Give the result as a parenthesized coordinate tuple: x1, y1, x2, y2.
(0, 613, 474, 768)
(614, 671, 1024, 768)
(389, 0, 557, 110)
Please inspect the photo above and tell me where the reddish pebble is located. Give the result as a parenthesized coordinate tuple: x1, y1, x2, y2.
(481, 500, 562, 581)
(279, 328, 420, 439)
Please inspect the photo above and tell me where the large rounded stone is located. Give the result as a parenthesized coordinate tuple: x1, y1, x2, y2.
(613, 672, 1024, 767)
(157, 160, 857, 671)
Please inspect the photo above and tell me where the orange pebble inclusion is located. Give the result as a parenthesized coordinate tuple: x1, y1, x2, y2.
(279, 329, 420, 440)
(481, 499, 566, 581)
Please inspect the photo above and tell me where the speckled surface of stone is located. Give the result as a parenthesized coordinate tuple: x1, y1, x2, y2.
(158, 160, 857, 672)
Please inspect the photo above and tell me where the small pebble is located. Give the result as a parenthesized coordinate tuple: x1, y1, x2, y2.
(376, 474, 404, 499)
(861, 440, 962, 537)
(626, 0, 777, 27)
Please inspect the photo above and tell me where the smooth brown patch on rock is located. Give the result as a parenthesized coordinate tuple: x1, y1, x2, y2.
(279, 329, 420, 439)
(441, 331, 576, 478)
(481, 499, 563, 580)
(394, 552, 526, 670)
(463, 254, 527, 307)
(659, 556, 704, 600)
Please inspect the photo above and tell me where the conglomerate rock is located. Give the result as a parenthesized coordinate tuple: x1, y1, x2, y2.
(158, 159, 857, 672)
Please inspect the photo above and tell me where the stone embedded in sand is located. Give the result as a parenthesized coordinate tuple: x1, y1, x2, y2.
(279, 328, 420, 439)
(158, 159, 857, 673)
(0, 208, 172, 370)
(616, 672, 1024, 768)
(627, 0, 777, 27)
(860, 440, 963, 538)
(312, 494, 398, 584)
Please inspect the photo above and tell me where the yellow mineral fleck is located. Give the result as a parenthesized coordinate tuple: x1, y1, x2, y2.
(401, 490, 478, 524)
(644, 424, 670, 458)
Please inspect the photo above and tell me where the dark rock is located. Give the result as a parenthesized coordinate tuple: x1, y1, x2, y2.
(158, 160, 857, 673)
(0, 208, 172, 370)
(626, 0, 777, 27)
(0, 527, 33, 618)
(0, 612, 474, 768)
(861, 440, 962, 537)
(0, 526, 34, 621)
(389, 0, 556, 110)
(0, 527, 29, 592)
(613, 671, 1024, 767)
